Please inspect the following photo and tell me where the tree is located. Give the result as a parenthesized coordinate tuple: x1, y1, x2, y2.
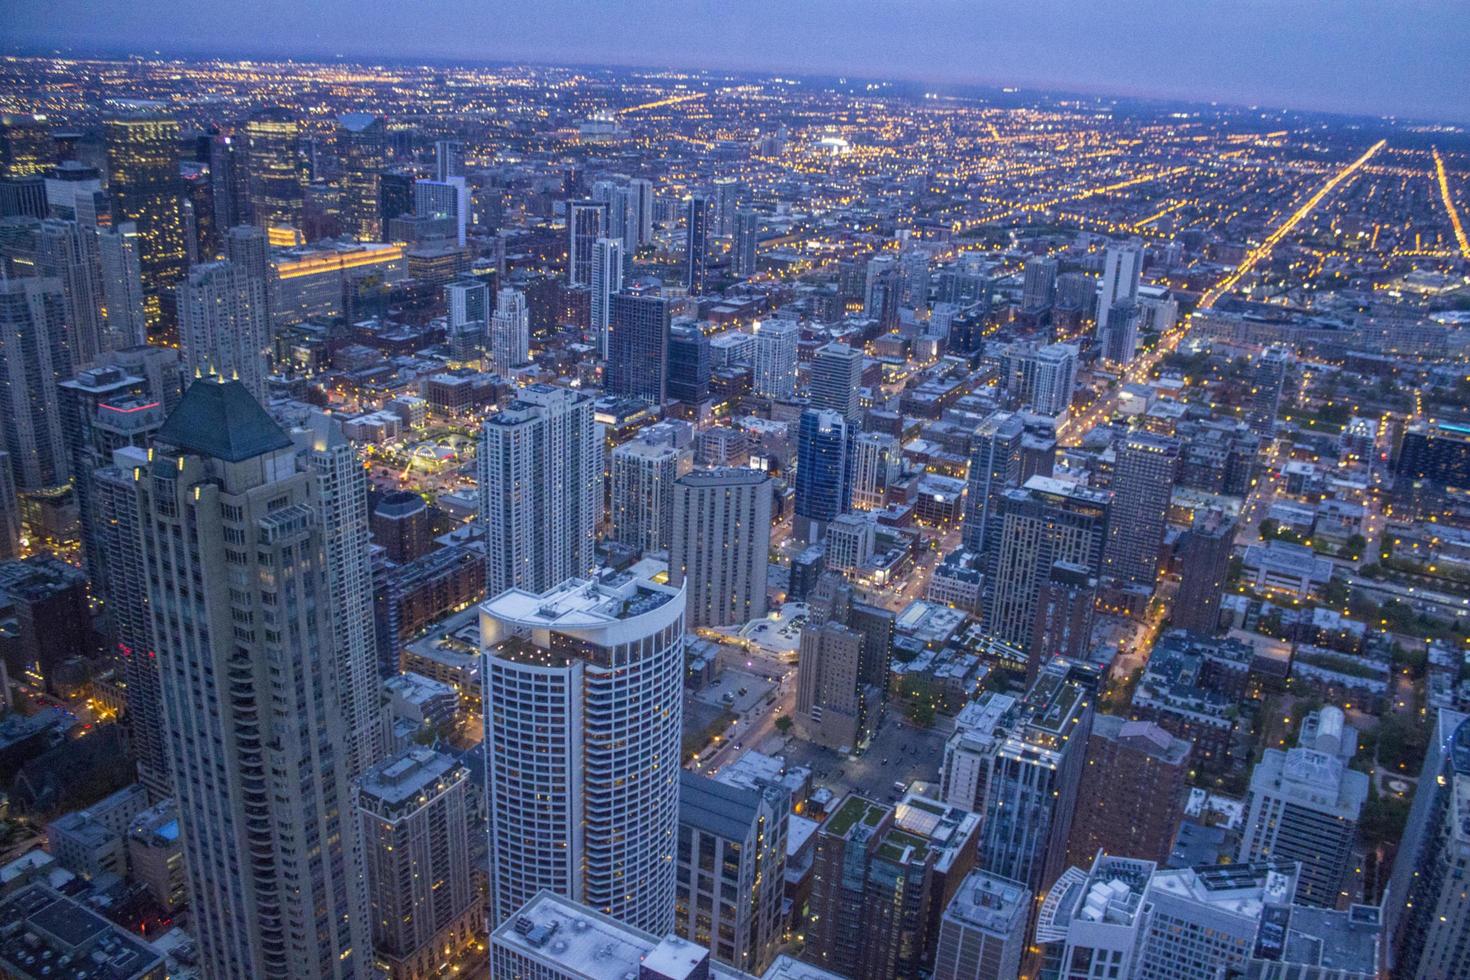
(1344, 534, 1367, 560)
(774, 715, 793, 735)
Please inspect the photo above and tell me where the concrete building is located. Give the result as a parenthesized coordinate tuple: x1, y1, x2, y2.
(126, 798, 186, 913)
(809, 342, 864, 424)
(851, 432, 900, 511)
(676, 771, 787, 974)
(932, 870, 1030, 980)
(0, 277, 71, 492)
(1135, 860, 1300, 980)
(589, 237, 623, 357)
(1035, 853, 1155, 980)
(478, 384, 600, 596)
(1237, 708, 1369, 908)
(490, 286, 530, 377)
(371, 490, 433, 565)
(357, 748, 480, 980)
(805, 793, 979, 980)
(1065, 715, 1191, 869)
(177, 259, 270, 400)
(961, 411, 1024, 557)
(752, 319, 799, 400)
(480, 568, 685, 932)
(607, 288, 671, 405)
(1095, 240, 1142, 340)
(1102, 430, 1179, 586)
(1172, 511, 1236, 635)
(611, 436, 692, 555)
(0, 885, 165, 980)
(139, 377, 369, 977)
(670, 468, 772, 628)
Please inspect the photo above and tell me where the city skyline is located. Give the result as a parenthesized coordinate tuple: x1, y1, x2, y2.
(5, 0, 1470, 124)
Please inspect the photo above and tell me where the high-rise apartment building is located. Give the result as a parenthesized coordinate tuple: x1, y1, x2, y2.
(139, 378, 369, 977)
(1237, 708, 1368, 908)
(733, 208, 759, 277)
(1000, 342, 1077, 417)
(444, 278, 489, 360)
(685, 192, 711, 294)
(627, 177, 655, 247)
(1102, 430, 1179, 586)
(1065, 714, 1191, 868)
(809, 342, 864, 424)
(489, 286, 530, 377)
(794, 572, 893, 753)
(805, 793, 979, 980)
(177, 259, 271, 400)
(480, 569, 685, 932)
(961, 411, 1024, 556)
(795, 409, 852, 544)
(670, 468, 772, 629)
(1033, 560, 1098, 665)
(851, 432, 900, 511)
(667, 323, 711, 404)
(984, 476, 1110, 678)
(566, 199, 607, 286)
(0, 277, 72, 491)
(977, 658, 1097, 895)
(104, 114, 188, 331)
(298, 411, 380, 780)
(414, 176, 469, 247)
(1386, 711, 1470, 979)
(1035, 853, 1154, 980)
(606, 287, 670, 405)
(1102, 299, 1141, 364)
(1248, 346, 1292, 437)
(752, 318, 799, 400)
(1172, 511, 1236, 635)
(357, 748, 480, 980)
(336, 113, 386, 241)
(1021, 254, 1058, 312)
(95, 222, 149, 351)
(933, 870, 1031, 980)
(675, 770, 787, 974)
(1096, 239, 1143, 339)
(611, 436, 691, 554)
(478, 384, 599, 596)
(589, 236, 624, 356)
(433, 140, 463, 181)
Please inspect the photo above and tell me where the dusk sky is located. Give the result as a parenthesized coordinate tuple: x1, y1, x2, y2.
(9, 0, 1470, 123)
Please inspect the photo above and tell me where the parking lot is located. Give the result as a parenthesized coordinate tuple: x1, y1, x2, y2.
(782, 714, 951, 808)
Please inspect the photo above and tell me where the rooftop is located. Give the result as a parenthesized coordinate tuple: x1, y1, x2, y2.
(0, 884, 164, 980)
(943, 869, 1030, 937)
(156, 377, 291, 463)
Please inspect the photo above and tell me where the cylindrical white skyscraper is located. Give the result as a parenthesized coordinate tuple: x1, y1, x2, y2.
(481, 568, 685, 934)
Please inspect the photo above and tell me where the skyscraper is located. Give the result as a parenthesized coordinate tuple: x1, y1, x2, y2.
(488, 286, 530, 377)
(139, 378, 369, 978)
(0, 277, 72, 491)
(670, 468, 772, 628)
(795, 409, 852, 544)
(245, 107, 306, 233)
(752, 318, 799, 400)
(627, 177, 655, 247)
(336, 113, 386, 241)
(589, 236, 624, 356)
(1101, 299, 1140, 364)
(1021, 254, 1058, 312)
(478, 384, 599, 596)
(177, 259, 271, 400)
(667, 323, 711, 404)
(95, 222, 149, 351)
(566, 199, 606, 286)
(933, 871, 1030, 980)
(1033, 560, 1098, 665)
(1248, 346, 1292, 437)
(977, 658, 1096, 895)
(1173, 511, 1236, 635)
(675, 771, 787, 974)
(1064, 715, 1191, 869)
(607, 287, 670, 405)
(433, 139, 464, 182)
(104, 114, 188, 331)
(414, 176, 469, 247)
(298, 411, 380, 781)
(712, 177, 742, 236)
(684, 192, 711, 294)
(1096, 239, 1143, 339)
(809, 341, 864, 423)
(851, 432, 900, 511)
(732, 208, 759, 277)
(961, 411, 1024, 556)
(37, 218, 106, 369)
(610, 436, 691, 554)
(444, 278, 489, 360)
(1102, 430, 1180, 586)
(357, 748, 480, 979)
(1386, 711, 1470, 979)
(480, 569, 685, 932)
(1237, 707, 1368, 908)
(985, 476, 1110, 679)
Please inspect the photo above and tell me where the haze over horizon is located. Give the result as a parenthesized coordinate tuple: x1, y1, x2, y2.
(8, 0, 1470, 124)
